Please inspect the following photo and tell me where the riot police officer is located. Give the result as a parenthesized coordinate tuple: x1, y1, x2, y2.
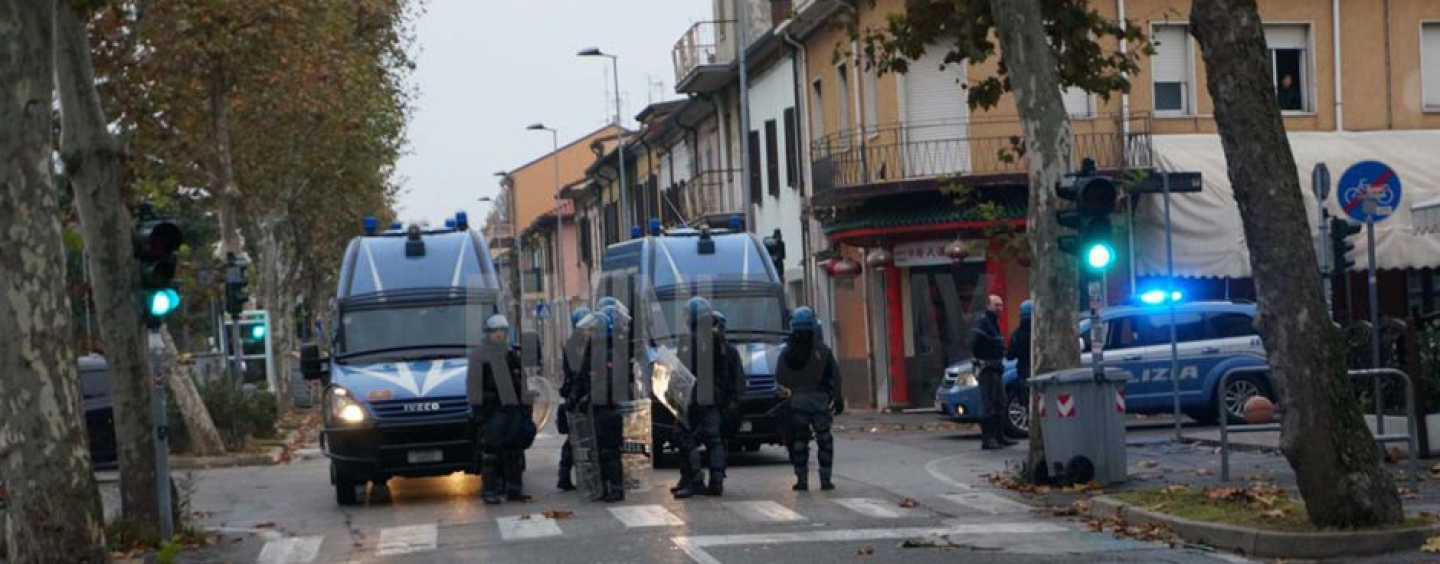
(775, 307, 842, 491)
(556, 306, 591, 492)
(673, 298, 743, 499)
(467, 315, 535, 505)
(573, 306, 627, 502)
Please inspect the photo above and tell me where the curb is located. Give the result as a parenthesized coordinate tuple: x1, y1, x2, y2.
(1088, 495, 1440, 559)
(172, 448, 279, 470)
(1184, 436, 1281, 454)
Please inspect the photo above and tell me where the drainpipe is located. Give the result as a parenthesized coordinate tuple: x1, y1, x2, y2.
(1333, 0, 1344, 131)
(1384, 0, 1393, 129)
(782, 29, 816, 309)
(1118, 0, 1136, 296)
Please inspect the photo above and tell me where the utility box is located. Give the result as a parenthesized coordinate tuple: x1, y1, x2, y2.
(1028, 367, 1130, 486)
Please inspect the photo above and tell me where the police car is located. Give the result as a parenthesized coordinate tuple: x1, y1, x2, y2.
(936, 300, 1272, 438)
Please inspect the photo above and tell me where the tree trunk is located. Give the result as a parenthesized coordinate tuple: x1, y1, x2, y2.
(1190, 0, 1403, 527)
(987, 0, 1081, 481)
(211, 69, 243, 258)
(0, 0, 110, 558)
(160, 329, 226, 456)
(55, 1, 161, 539)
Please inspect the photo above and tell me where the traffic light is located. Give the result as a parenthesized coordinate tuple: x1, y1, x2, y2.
(245, 322, 266, 343)
(1056, 158, 1118, 275)
(1330, 217, 1361, 272)
(135, 207, 183, 329)
(225, 253, 250, 316)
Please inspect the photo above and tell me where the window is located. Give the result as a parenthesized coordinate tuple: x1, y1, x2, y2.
(1423, 23, 1440, 110)
(783, 107, 799, 189)
(1137, 313, 1208, 346)
(578, 217, 593, 266)
(1207, 313, 1258, 339)
(862, 63, 880, 134)
(837, 62, 851, 147)
(80, 369, 110, 401)
(1061, 86, 1094, 118)
(810, 79, 825, 142)
(1105, 316, 1143, 351)
(1265, 24, 1311, 112)
(765, 119, 780, 198)
(1151, 25, 1194, 115)
(748, 130, 762, 204)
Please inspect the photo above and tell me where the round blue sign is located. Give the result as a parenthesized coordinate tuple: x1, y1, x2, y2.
(1337, 160, 1402, 223)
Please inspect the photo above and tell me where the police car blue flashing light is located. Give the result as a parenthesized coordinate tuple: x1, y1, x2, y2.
(631, 225, 644, 238)
(363, 216, 379, 235)
(1139, 289, 1185, 305)
(444, 219, 457, 229)
(455, 211, 469, 231)
(729, 215, 743, 231)
(390, 221, 404, 231)
(649, 218, 662, 236)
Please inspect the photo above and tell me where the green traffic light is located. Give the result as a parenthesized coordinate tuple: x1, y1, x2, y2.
(1086, 243, 1116, 270)
(147, 288, 181, 317)
(250, 324, 266, 341)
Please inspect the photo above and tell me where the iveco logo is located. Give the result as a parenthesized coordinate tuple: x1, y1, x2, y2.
(403, 402, 441, 413)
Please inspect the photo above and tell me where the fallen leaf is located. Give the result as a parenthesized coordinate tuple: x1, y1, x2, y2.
(1203, 487, 1243, 502)
(898, 498, 918, 508)
(1035, 486, 1053, 494)
(1259, 509, 1287, 519)
(1421, 536, 1440, 553)
(1386, 446, 1410, 463)
(543, 509, 575, 519)
(1194, 468, 1215, 476)
(519, 514, 532, 521)
(253, 521, 276, 529)
(1162, 485, 1191, 495)
(1421, 511, 1439, 523)
(1139, 460, 1160, 468)
(1403, 491, 1420, 500)
(857, 546, 875, 556)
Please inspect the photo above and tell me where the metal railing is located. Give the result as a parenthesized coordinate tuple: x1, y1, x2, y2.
(1216, 366, 1418, 491)
(672, 21, 731, 87)
(809, 114, 1154, 194)
(664, 169, 737, 226)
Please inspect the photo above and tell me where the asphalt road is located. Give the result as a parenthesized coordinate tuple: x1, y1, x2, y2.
(179, 418, 1262, 564)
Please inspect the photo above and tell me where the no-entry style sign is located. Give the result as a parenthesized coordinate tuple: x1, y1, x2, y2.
(1338, 160, 1403, 223)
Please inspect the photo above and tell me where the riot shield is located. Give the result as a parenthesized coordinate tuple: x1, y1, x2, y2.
(648, 347, 695, 426)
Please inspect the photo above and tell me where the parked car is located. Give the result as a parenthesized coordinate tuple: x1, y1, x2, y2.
(936, 300, 1273, 438)
(78, 355, 120, 468)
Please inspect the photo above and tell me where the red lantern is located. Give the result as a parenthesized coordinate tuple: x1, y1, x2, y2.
(826, 258, 862, 279)
(944, 240, 969, 261)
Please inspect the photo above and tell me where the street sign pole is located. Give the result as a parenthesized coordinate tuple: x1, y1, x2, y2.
(1365, 198, 1383, 435)
(1313, 164, 1333, 314)
(1089, 280, 1104, 382)
(149, 330, 174, 541)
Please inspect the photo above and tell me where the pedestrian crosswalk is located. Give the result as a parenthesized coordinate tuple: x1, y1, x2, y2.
(246, 491, 1036, 563)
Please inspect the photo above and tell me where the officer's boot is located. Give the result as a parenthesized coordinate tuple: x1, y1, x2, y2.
(817, 433, 835, 491)
(557, 440, 577, 491)
(980, 418, 1003, 450)
(790, 439, 809, 491)
(704, 471, 724, 496)
(599, 450, 625, 503)
(504, 452, 531, 502)
(480, 452, 503, 505)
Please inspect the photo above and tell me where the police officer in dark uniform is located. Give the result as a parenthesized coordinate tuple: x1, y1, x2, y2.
(586, 304, 629, 502)
(775, 307, 842, 491)
(556, 306, 591, 492)
(972, 295, 1013, 450)
(673, 298, 742, 499)
(467, 314, 534, 505)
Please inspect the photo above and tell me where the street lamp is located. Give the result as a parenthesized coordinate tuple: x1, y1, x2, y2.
(526, 123, 567, 311)
(578, 47, 630, 235)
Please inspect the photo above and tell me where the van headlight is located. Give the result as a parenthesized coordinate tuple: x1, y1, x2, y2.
(328, 388, 369, 424)
(959, 371, 978, 387)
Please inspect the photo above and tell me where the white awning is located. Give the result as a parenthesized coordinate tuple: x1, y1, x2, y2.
(1134, 131, 1440, 278)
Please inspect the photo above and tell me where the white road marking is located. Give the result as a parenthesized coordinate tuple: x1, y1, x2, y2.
(924, 454, 976, 490)
(940, 492, 1032, 515)
(256, 536, 323, 564)
(673, 522, 1069, 563)
(497, 515, 564, 540)
(723, 501, 806, 522)
(609, 505, 685, 528)
(376, 524, 437, 556)
(833, 498, 913, 519)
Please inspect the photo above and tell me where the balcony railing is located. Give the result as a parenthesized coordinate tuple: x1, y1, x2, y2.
(662, 169, 738, 226)
(672, 21, 734, 94)
(810, 114, 1153, 195)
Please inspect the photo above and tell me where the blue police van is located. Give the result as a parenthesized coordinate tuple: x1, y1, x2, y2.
(936, 300, 1273, 438)
(302, 216, 517, 505)
(598, 221, 791, 458)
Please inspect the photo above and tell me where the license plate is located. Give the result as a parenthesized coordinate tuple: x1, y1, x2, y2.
(407, 449, 442, 464)
(740, 421, 753, 433)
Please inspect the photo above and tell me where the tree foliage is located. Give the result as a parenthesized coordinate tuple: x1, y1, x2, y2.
(851, 0, 1151, 110)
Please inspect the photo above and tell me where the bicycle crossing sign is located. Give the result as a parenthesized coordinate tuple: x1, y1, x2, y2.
(1338, 160, 1402, 223)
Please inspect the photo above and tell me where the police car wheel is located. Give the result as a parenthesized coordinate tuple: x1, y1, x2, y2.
(1003, 390, 1029, 439)
(1217, 375, 1271, 425)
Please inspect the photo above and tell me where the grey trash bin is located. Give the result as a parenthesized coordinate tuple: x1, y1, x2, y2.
(1028, 367, 1129, 486)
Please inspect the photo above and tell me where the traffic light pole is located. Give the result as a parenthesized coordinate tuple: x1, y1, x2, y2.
(148, 329, 174, 541)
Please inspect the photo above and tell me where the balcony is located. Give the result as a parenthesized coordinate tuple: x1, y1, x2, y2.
(673, 21, 735, 95)
(810, 114, 1154, 204)
(661, 169, 740, 227)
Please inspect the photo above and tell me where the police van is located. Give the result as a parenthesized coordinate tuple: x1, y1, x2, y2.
(301, 215, 525, 505)
(598, 220, 791, 458)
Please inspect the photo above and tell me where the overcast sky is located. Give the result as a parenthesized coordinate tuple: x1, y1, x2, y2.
(393, 0, 708, 226)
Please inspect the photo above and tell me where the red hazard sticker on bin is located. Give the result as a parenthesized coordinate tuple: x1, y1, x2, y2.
(1115, 389, 1126, 414)
(1057, 393, 1076, 418)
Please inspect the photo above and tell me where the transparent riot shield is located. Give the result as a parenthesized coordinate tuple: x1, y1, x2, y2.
(620, 358, 656, 491)
(568, 408, 604, 500)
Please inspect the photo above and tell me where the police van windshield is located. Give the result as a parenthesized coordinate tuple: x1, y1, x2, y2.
(339, 300, 494, 361)
(650, 295, 785, 342)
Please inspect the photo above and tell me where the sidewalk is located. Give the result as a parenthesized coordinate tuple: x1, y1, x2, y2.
(831, 409, 972, 434)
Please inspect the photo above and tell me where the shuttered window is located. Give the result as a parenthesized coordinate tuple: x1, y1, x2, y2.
(784, 107, 799, 189)
(1061, 87, 1093, 118)
(1151, 25, 1193, 114)
(748, 130, 762, 204)
(1424, 23, 1440, 110)
(765, 119, 780, 198)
